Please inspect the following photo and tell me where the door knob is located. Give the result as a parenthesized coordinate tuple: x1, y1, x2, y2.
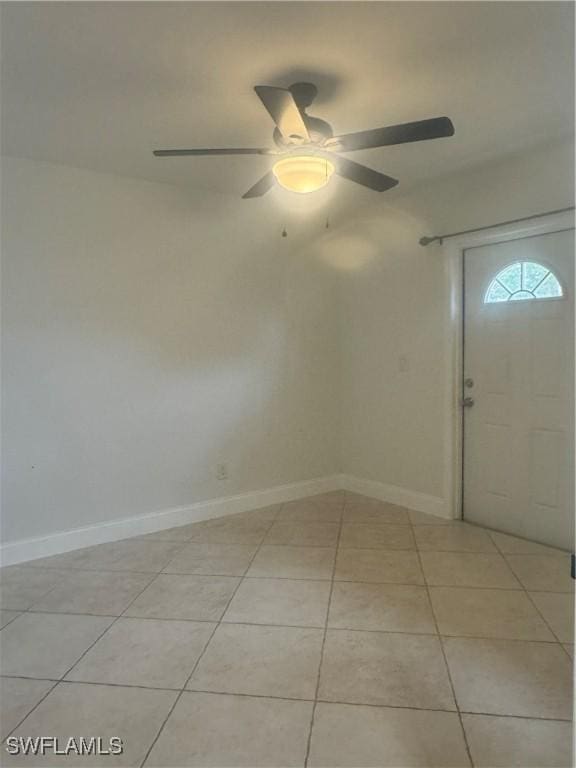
(462, 397, 475, 408)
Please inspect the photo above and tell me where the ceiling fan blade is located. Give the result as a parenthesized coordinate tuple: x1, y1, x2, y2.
(331, 117, 455, 152)
(334, 156, 398, 192)
(254, 86, 310, 142)
(242, 171, 276, 199)
(153, 148, 274, 156)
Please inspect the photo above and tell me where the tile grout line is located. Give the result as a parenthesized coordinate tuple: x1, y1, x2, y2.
(464, 520, 571, 555)
(24, 571, 159, 617)
(4, 517, 571, 620)
(1, 533, 247, 745)
(23, 573, 78, 610)
(0, 611, 23, 631)
(487, 530, 574, 658)
(2, 499, 572, 758)
(1, 678, 61, 744)
(410, 516, 476, 768)
(5, 571, 574, 619)
(2, 541, 194, 616)
(1, 673, 572, 724)
(6, 538, 569, 573)
(1, 560, 167, 745)
(138, 502, 284, 768)
(0, 621, 568, 645)
(303, 497, 345, 768)
(6, 569, 86, 617)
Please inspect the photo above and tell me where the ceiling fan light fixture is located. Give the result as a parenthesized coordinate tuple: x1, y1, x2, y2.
(153, 84, 455, 198)
(272, 155, 335, 194)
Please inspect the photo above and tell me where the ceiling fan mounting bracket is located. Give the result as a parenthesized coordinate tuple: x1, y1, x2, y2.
(288, 82, 318, 109)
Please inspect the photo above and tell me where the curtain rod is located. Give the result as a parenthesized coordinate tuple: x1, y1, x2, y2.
(419, 206, 575, 246)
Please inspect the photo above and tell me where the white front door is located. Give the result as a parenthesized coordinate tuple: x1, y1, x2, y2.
(463, 228, 574, 549)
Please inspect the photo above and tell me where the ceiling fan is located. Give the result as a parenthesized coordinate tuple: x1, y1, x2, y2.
(153, 82, 455, 199)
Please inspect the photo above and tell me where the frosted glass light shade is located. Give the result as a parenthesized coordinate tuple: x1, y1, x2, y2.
(272, 155, 335, 194)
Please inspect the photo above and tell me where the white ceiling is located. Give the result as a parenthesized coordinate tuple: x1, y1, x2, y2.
(1, 2, 574, 199)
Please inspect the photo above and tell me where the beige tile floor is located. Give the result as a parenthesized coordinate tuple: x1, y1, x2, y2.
(0, 491, 573, 767)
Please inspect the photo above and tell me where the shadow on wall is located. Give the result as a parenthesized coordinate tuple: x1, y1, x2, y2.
(310, 202, 431, 273)
(306, 198, 447, 501)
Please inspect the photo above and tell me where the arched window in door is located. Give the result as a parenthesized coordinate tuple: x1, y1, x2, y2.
(484, 261, 563, 303)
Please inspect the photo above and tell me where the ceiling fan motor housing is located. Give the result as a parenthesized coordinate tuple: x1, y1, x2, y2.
(272, 82, 334, 148)
(273, 116, 334, 148)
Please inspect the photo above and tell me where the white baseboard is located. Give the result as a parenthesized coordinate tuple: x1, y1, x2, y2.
(1, 473, 451, 566)
(1, 475, 342, 567)
(337, 473, 451, 519)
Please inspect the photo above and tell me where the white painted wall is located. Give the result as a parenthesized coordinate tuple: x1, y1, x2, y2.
(405, 139, 575, 234)
(333, 139, 574, 512)
(1, 157, 340, 544)
(2, 139, 573, 547)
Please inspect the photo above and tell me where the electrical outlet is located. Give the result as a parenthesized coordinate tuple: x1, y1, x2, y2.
(398, 355, 409, 373)
(216, 463, 228, 481)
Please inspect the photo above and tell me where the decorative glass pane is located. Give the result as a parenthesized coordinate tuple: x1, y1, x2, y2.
(497, 263, 522, 293)
(485, 281, 510, 303)
(484, 261, 563, 304)
(523, 261, 549, 291)
(534, 272, 563, 298)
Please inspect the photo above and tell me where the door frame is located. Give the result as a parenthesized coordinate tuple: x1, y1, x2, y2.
(441, 210, 575, 521)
